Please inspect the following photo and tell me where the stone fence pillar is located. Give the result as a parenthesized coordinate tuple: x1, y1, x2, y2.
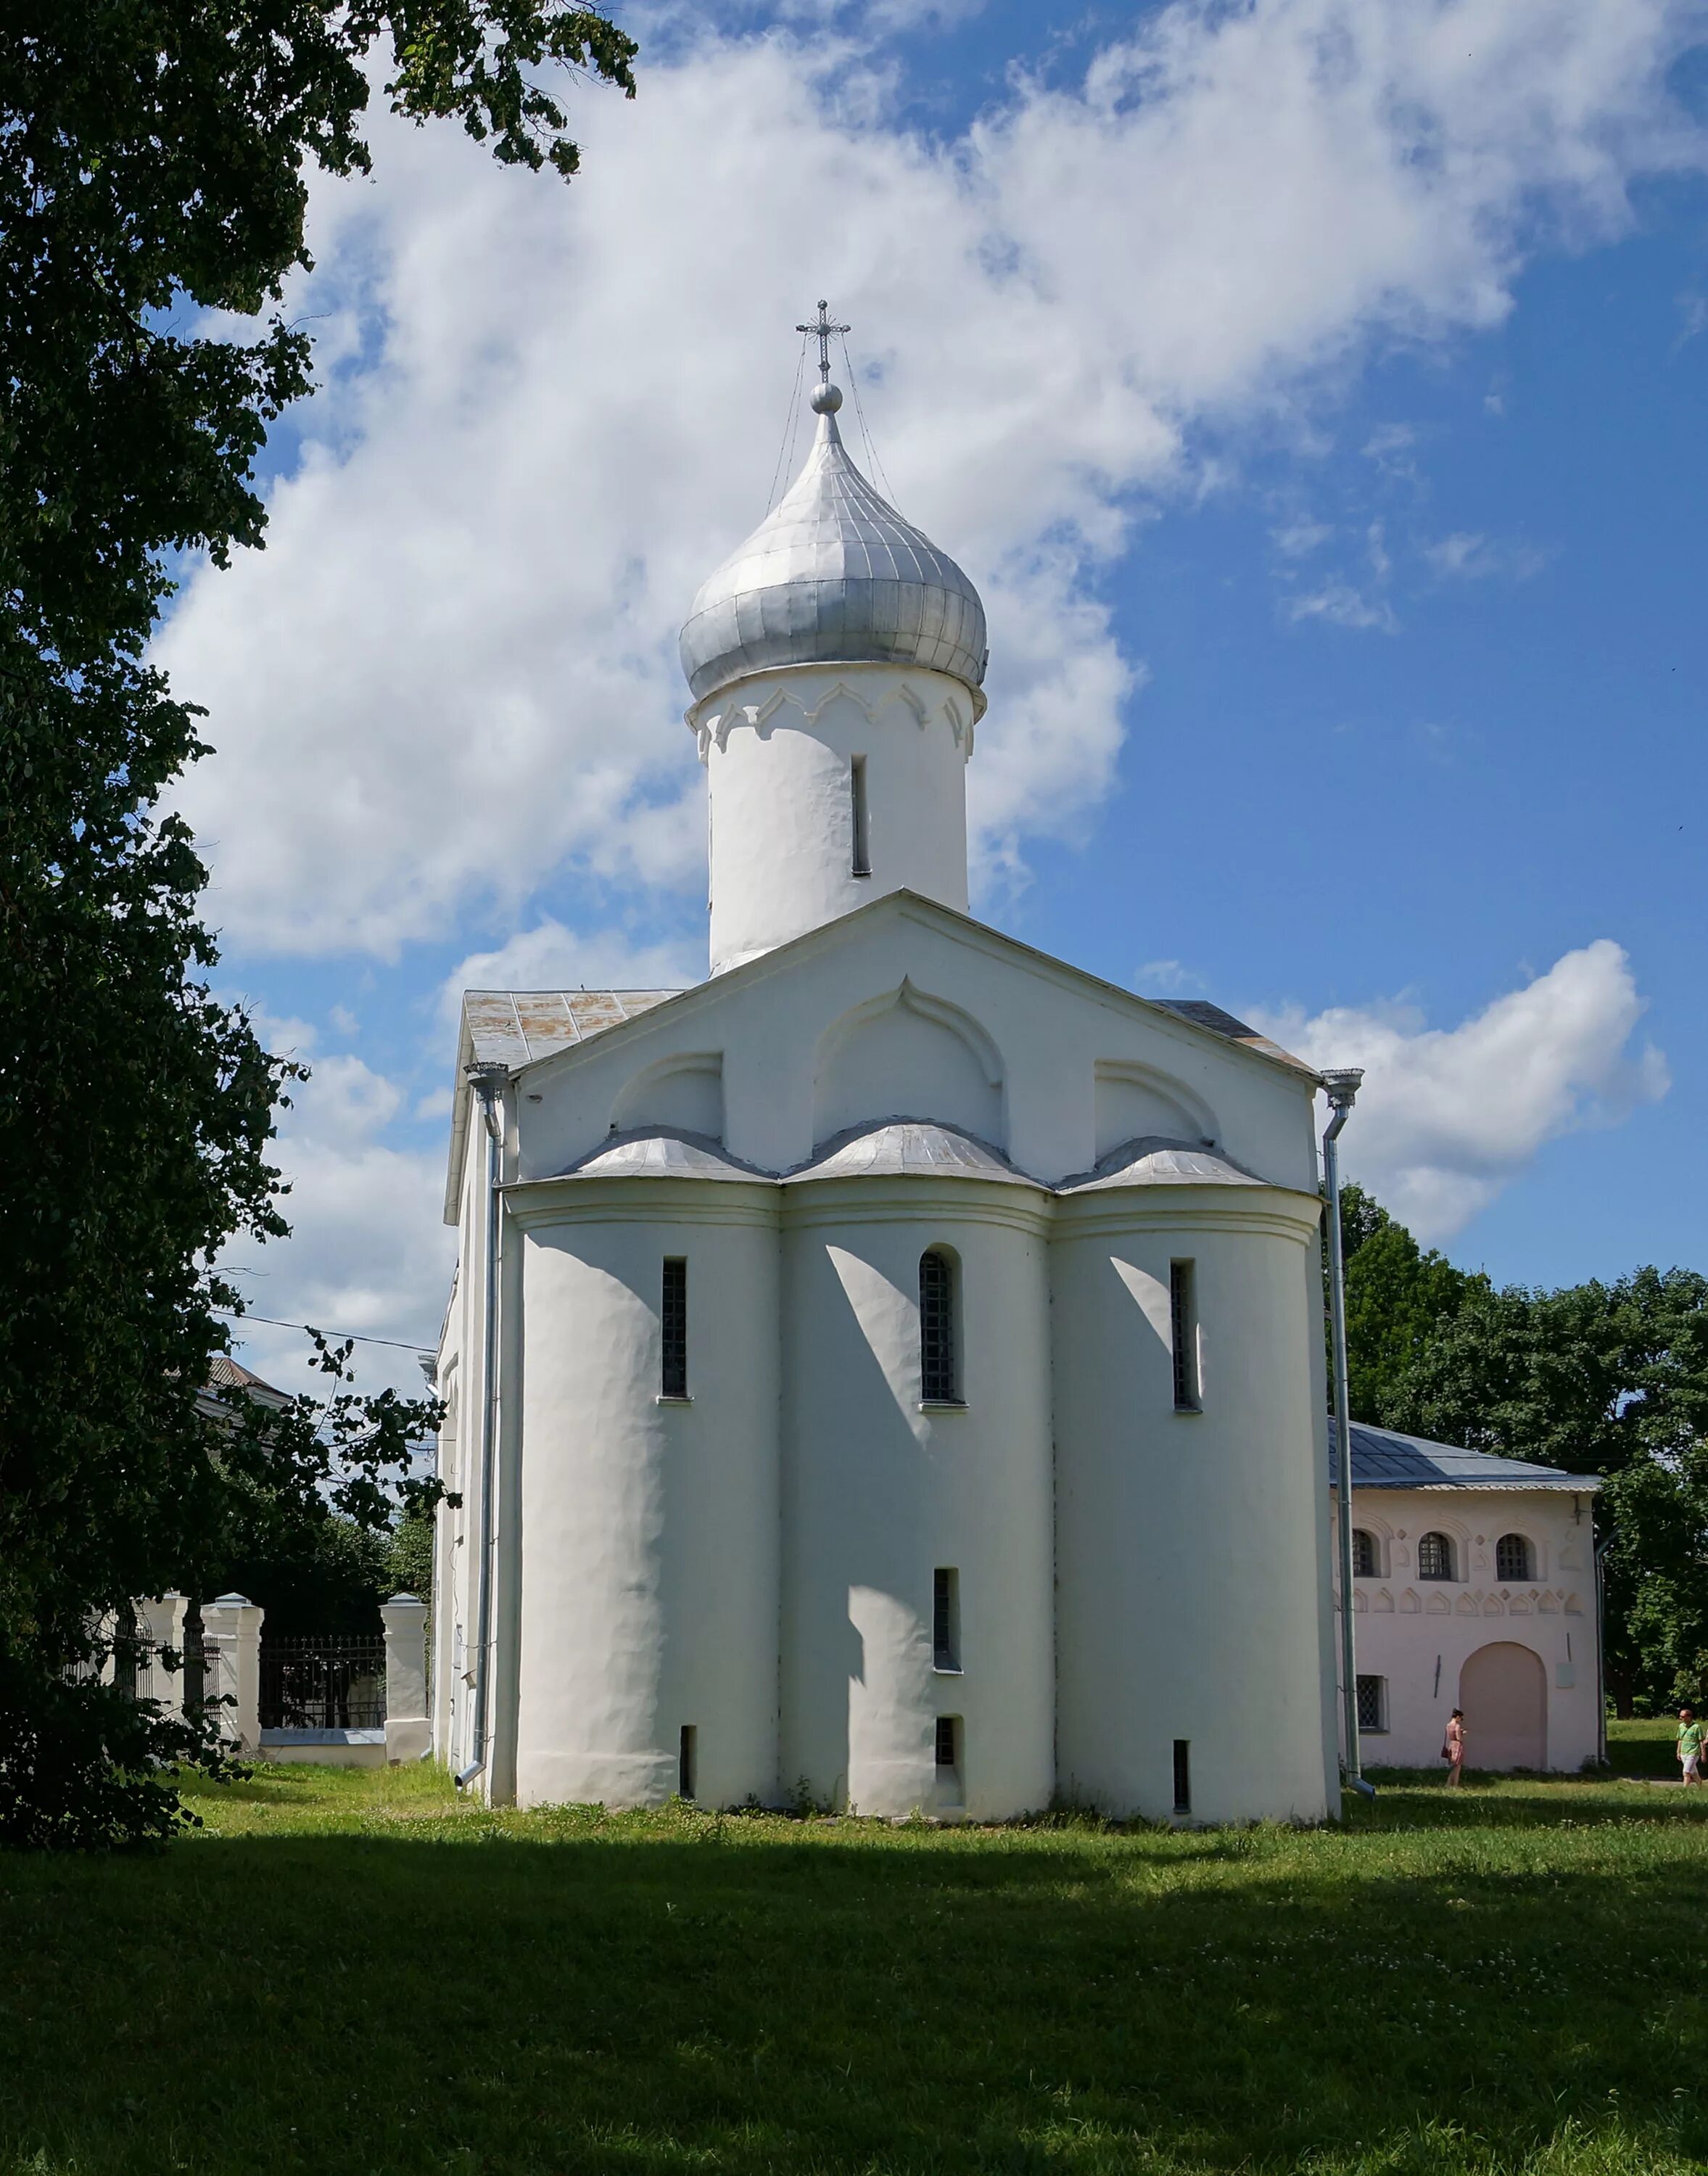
(381, 1594, 431, 1765)
(201, 1594, 265, 1753)
(132, 1592, 189, 1721)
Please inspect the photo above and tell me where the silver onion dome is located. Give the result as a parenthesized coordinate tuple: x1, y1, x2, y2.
(680, 390, 988, 709)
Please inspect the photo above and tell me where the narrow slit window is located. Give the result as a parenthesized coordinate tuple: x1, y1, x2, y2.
(933, 1568, 960, 1672)
(935, 1716, 960, 1770)
(661, 1256, 688, 1399)
(1170, 1261, 1200, 1410)
(1172, 1739, 1192, 1814)
(1355, 1676, 1387, 1733)
(678, 1724, 697, 1800)
(850, 755, 872, 877)
(920, 1249, 960, 1404)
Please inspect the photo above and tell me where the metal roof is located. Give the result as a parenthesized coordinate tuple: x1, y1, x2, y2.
(1057, 1135, 1273, 1193)
(1329, 1417, 1598, 1493)
(463, 988, 683, 1071)
(680, 408, 987, 709)
(784, 1120, 1041, 1187)
(1148, 1000, 1311, 1076)
(551, 1129, 771, 1182)
(197, 1353, 292, 1422)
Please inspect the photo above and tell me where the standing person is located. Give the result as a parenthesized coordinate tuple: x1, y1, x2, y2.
(1443, 1707, 1467, 1787)
(1677, 1707, 1704, 1785)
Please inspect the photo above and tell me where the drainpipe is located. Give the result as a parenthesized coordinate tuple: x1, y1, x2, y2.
(458, 1059, 508, 1792)
(1320, 1068, 1368, 1797)
(1593, 1520, 1612, 1767)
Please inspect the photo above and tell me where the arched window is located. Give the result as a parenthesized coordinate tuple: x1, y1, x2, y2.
(1495, 1533, 1532, 1583)
(1351, 1529, 1378, 1579)
(1417, 1531, 1453, 1582)
(920, 1248, 960, 1404)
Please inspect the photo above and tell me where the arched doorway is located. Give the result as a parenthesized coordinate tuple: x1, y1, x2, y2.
(1459, 1641, 1547, 1771)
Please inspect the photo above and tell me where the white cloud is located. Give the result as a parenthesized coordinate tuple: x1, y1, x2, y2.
(437, 920, 701, 1028)
(157, 0, 1707, 960)
(1287, 580, 1399, 632)
(222, 1019, 453, 1399)
(1272, 518, 1335, 557)
(1254, 939, 1670, 1242)
(1138, 957, 1201, 993)
(1422, 529, 1550, 580)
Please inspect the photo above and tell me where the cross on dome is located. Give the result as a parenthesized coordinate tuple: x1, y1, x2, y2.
(796, 299, 850, 387)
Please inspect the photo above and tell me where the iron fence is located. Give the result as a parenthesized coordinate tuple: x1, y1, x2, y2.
(260, 1636, 387, 1731)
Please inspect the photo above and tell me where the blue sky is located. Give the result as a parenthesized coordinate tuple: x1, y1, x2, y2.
(156, 0, 1708, 1393)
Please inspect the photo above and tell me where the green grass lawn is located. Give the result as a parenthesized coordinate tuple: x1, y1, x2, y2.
(1, 1724, 1705, 2175)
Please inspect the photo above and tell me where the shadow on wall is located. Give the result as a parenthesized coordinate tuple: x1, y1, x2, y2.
(5, 1791, 1708, 2173)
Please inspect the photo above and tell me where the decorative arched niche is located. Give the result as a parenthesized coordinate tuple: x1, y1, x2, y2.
(812, 981, 1004, 1149)
(1094, 1061, 1216, 1161)
(610, 1052, 725, 1142)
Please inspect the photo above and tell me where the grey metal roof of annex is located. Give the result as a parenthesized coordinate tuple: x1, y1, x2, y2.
(680, 403, 988, 710)
(1329, 1417, 1599, 1493)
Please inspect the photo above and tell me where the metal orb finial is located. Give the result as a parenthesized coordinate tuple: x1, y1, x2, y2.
(810, 380, 843, 415)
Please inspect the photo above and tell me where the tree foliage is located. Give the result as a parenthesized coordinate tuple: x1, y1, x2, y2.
(1333, 1182, 1479, 1420)
(0, 0, 632, 1844)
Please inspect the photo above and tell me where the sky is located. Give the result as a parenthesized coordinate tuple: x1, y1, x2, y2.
(156, 0, 1708, 1398)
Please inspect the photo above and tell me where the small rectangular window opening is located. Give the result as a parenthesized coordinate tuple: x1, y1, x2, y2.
(1170, 1261, 1200, 1411)
(678, 1724, 697, 1800)
(933, 1568, 960, 1673)
(935, 1716, 960, 1770)
(1356, 1676, 1387, 1734)
(661, 1257, 688, 1399)
(851, 755, 872, 878)
(1172, 1739, 1192, 1815)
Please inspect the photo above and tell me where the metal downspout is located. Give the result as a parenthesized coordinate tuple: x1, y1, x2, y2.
(458, 1060, 508, 1791)
(1593, 1520, 1612, 1767)
(1320, 1068, 1368, 1798)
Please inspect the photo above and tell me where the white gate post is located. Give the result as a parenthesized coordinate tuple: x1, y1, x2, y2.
(201, 1594, 265, 1753)
(132, 1593, 189, 1720)
(381, 1594, 431, 1765)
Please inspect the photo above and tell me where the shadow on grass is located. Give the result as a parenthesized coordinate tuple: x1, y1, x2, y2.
(4, 1794, 1708, 2176)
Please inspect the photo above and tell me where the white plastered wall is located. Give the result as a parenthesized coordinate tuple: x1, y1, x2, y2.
(1337, 1485, 1601, 1771)
(503, 1179, 780, 1810)
(696, 668, 973, 976)
(778, 1176, 1055, 1818)
(1053, 1189, 1334, 1823)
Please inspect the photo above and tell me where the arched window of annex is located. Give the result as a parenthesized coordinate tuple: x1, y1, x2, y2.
(1495, 1533, 1534, 1583)
(1351, 1528, 1379, 1580)
(1417, 1531, 1456, 1582)
(919, 1246, 962, 1406)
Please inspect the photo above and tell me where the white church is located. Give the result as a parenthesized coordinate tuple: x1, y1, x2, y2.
(430, 326, 1352, 1824)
